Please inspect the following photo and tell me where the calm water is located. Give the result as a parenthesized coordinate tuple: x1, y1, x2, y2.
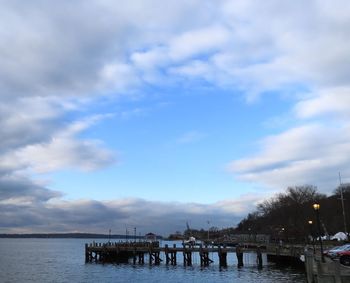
(0, 239, 306, 282)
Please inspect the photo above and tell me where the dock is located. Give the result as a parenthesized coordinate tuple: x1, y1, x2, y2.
(304, 249, 350, 283)
(85, 241, 305, 268)
(84, 240, 350, 281)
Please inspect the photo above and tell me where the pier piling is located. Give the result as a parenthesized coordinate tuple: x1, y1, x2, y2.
(218, 246, 228, 267)
(138, 252, 144, 264)
(257, 246, 263, 269)
(236, 246, 244, 267)
(183, 246, 192, 267)
(85, 241, 307, 270)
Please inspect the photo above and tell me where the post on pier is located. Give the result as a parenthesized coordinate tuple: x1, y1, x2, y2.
(171, 244, 177, 265)
(165, 244, 170, 265)
(133, 247, 137, 264)
(218, 246, 228, 268)
(236, 245, 244, 267)
(257, 246, 263, 269)
(154, 251, 161, 265)
(138, 252, 144, 264)
(183, 243, 192, 266)
(149, 246, 154, 265)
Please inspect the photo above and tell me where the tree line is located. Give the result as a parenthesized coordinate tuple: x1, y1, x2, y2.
(235, 184, 350, 242)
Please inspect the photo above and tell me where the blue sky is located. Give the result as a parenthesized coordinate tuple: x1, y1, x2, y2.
(1, 0, 350, 235)
(51, 87, 292, 203)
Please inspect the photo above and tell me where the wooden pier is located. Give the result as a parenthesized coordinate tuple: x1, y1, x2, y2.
(304, 249, 350, 283)
(85, 241, 304, 268)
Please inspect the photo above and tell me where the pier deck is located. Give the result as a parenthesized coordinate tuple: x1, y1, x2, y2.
(85, 241, 305, 267)
(304, 250, 350, 282)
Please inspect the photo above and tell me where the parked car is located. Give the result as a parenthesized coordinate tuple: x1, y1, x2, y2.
(339, 253, 350, 266)
(324, 244, 350, 264)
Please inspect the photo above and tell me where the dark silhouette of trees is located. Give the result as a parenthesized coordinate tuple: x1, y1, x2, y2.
(172, 184, 350, 243)
(236, 185, 338, 242)
(323, 183, 350, 235)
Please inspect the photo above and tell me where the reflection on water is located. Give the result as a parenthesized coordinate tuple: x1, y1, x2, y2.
(0, 238, 306, 282)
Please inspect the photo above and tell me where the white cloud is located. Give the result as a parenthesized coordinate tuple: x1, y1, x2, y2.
(131, 47, 168, 70)
(214, 0, 350, 191)
(295, 87, 350, 119)
(16, 137, 114, 173)
(228, 123, 350, 191)
(7, 115, 116, 173)
(0, 97, 63, 151)
(98, 62, 141, 93)
(2, 0, 350, 101)
(168, 25, 230, 60)
(176, 131, 206, 144)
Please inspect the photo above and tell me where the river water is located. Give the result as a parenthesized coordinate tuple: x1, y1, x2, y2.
(0, 238, 306, 282)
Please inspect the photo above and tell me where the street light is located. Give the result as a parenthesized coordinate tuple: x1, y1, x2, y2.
(308, 220, 313, 240)
(339, 173, 348, 240)
(313, 203, 324, 262)
(207, 221, 210, 241)
(308, 220, 315, 252)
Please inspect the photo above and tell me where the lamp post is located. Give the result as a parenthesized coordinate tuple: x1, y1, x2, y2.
(313, 203, 324, 262)
(308, 220, 315, 253)
(207, 221, 210, 241)
(308, 220, 313, 243)
(339, 173, 349, 240)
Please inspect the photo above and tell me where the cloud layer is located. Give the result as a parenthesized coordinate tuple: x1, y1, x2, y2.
(0, 185, 257, 235)
(1, 0, 350, 233)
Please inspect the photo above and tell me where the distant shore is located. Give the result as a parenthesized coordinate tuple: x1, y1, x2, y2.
(0, 233, 162, 239)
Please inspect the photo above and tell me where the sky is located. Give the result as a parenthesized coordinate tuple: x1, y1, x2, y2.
(1, 0, 350, 236)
